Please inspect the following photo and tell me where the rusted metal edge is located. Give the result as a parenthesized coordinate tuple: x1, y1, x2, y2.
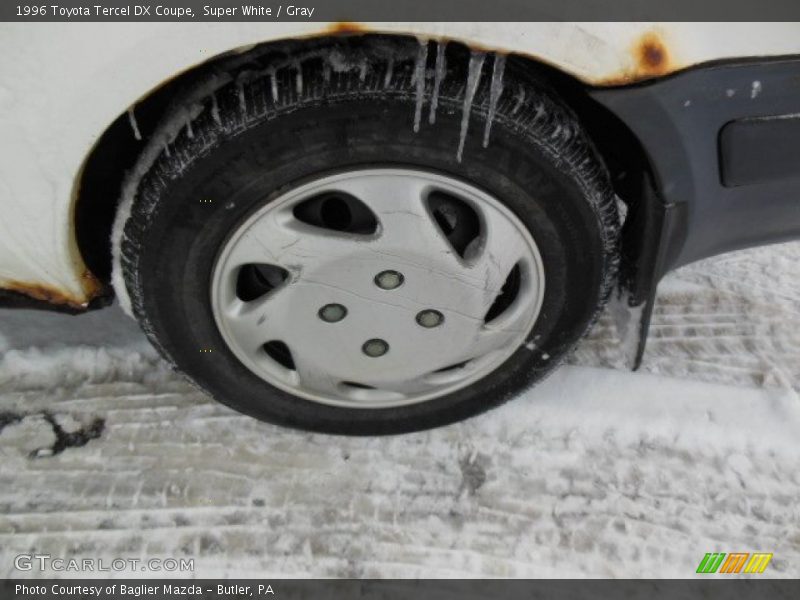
(325, 22, 368, 35)
(1, 272, 107, 311)
(325, 23, 681, 86)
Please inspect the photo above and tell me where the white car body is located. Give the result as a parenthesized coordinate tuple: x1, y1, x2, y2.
(1, 21, 799, 307)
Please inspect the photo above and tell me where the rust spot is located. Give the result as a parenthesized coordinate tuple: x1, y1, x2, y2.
(3, 270, 104, 309)
(637, 32, 669, 73)
(325, 22, 367, 35)
(599, 31, 676, 86)
(80, 269, 104, 299)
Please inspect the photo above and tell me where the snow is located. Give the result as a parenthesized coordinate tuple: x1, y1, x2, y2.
(3, 241, 800, 578)
(0, 345, 170, 391)
(606, 289, 645, 369)
(126, 108, 142, 141)
(110, 72, 232, 317)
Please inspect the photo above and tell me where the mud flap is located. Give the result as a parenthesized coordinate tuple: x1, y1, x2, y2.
(615, 174, 688, 370)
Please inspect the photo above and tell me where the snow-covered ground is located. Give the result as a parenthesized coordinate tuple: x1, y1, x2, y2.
(1, 242, 800, 578)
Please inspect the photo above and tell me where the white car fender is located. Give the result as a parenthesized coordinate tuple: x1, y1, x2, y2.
(1, 22, 799, 307)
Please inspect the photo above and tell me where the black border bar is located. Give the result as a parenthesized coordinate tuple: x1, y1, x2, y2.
(3, 580, 800, 600)
(3, 0, 800, 22)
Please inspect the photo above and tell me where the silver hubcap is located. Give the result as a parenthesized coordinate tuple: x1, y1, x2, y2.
(211, 169, 545, 408)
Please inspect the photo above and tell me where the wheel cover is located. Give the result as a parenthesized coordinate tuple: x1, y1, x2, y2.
(211, 169, 545, 409)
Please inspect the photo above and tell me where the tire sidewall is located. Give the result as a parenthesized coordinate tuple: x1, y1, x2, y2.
(129, 76, 611, 434)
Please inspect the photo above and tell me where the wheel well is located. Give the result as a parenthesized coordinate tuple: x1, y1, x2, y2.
(74, 33, 652, 285)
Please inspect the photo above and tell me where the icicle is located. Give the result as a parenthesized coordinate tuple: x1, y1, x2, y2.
(237, 81, 246, 114)
(428, 41, 447, 125)
(483, 54, 506, 147)
(456, 51, 485, 163)
(269, 68, 279, 103)
(210, 92, 222, 126)
(186, 119, 194, 139)
(323, 62, 331, 84)
(127, 107, 142, 141)
(359, 58, 368, 82)
(511, 86, 526, 114)
(383, 59, 394, 89)
(294, 62, 303, 95)
(412, 41, 428, 133)
(163, 143, 171, 158)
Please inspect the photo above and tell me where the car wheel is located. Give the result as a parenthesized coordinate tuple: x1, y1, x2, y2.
(114, 36, 619, 434)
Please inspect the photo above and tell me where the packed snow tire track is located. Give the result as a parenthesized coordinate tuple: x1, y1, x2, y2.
(2, 242, 800, 577)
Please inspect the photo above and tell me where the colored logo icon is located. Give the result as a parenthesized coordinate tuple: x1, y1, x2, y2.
(696, 552, 773, 574)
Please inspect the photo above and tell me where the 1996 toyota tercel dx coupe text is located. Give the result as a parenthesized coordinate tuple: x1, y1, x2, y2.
(1, 23, 799, 433)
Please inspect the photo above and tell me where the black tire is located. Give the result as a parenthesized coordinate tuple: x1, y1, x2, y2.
(117, 35, 619, 435)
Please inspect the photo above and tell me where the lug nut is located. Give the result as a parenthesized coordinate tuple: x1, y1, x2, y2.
(374, 270, 404, 290)
(318, 303, 347, 323)
(416, 309, 444, 328)
(362, 339, 389, 357)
